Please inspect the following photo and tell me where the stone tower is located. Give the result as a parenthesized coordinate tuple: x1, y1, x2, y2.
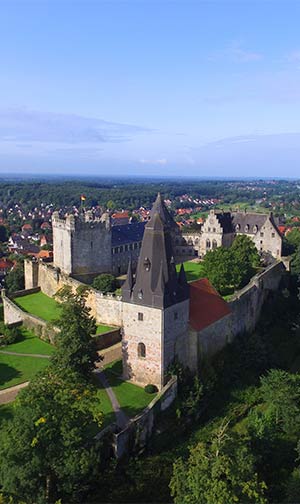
(52, 211, 112, 277)
(122, 195, 190, 390)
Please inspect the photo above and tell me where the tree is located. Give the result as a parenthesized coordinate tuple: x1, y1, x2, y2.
(52, 285, 99, 379)
(5, 264, 24, 293)
(170, 421, 267, 504)
(0, 369, 103, 503)
(203, 247, 234, 294)
(92, 273, 117, 293)
(258, 369, 300, 435)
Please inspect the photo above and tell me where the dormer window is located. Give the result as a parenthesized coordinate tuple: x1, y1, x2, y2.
(244, 225, 249, 232)
(143, 257, 151, 271)
(235, 224, 240, 232)
(253, 225, 258, 233)
(138, 289, 143, 300)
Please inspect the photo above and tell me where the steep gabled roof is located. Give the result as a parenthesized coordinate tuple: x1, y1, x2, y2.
(189, 278, 231, 331)
(122, 195, 189, 308)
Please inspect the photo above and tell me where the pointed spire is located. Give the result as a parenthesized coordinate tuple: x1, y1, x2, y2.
(122, 259, 134, 301)
(178, 263, 187, 286)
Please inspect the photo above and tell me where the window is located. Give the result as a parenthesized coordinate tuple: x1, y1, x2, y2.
(138, 342, 146, 358)
(208, 227, 211, 232)
(129, 243, 133, 250)
(212, 239, 218, 249)
(120, 245, 123, 252)
(206, 239, 211, 249)
(272, 232, 275, 238)
(244, 225, 249, 232)
(253, 225, 258, 233)
(91, 241, 93, 249)
(213, 227, 216, 233)
(134, 242, 138, 250)
(235, 224, 240, 232)
(125, 245, 128, 252)
(174, 312, 178, 320)
(138, 312, 143, 321)
(260, 232, 264, 238)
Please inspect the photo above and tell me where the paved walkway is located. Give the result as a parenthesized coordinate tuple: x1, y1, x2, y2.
(0, 382, 29, 404)
(94, 369, 129, 430)
(0, 350, 51, 358)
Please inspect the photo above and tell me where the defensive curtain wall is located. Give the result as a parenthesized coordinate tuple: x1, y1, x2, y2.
(23, 258, 288, 370)
(191, 260, 287, 363)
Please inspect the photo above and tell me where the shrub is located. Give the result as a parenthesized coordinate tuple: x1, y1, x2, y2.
(144, 384, 158, 394)
(0, 322, 21, 346)
(92, 274, 117, 294)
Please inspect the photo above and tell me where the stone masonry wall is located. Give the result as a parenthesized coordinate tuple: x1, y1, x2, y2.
(112, 376, 177, 459)
(195, 261, 286, 361)
(25, 260, 123, 326)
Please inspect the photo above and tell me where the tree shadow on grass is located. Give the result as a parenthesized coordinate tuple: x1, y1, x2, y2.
(0, 362, 21, 388)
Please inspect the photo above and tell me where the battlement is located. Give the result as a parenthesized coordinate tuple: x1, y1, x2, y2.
(52, 211, 111, 232)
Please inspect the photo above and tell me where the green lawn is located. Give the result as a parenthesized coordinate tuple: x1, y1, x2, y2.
(0, 353, 49, 390)
(15, 291, 62, 322)
(176, 261, 206, 283)
(105, 361, 156, 418)
(96, 324, 115, 334)
(0, 327, 54, 356)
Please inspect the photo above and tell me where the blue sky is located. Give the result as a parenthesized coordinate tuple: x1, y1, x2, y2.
(1, 0, 300, 177)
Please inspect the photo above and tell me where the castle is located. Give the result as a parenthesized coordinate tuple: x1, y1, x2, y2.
(52, 197, 282, 284)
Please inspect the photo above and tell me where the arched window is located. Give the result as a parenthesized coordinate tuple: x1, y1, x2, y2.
(194, 238, 199, 245)
(244, 224, 249, 232)
(212, 239, 218, 249)
(253, 225, 258, 233)
(206, 239, 211, 249)
(138, 342, 146, 358)
(188, 238, 193, 246)
(235, 224, 240, 232)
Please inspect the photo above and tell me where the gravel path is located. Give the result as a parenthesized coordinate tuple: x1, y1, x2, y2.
(94, 369, 129, 429)
(0, 382, 29, 404)
(0, 350, 51, 358)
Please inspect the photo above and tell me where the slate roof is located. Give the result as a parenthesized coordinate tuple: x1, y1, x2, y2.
(231, 212, 267, 232)
(122, 195, 189, 308)
(189, 278, 231, 331)
(215, 212, 234, 233)
(112, 222, 146, 247)
(150, 193, 178, 231)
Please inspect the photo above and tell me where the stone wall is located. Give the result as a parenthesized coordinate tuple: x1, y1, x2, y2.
(194, 260, 286, 361)
(1, 290, 57, 342)
(25, 260, 123, 326)
(112, 375, 177, 459)
(94, 328, 121, 351)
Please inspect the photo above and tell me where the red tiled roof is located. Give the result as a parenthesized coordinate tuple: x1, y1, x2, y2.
(22, 223, 33, 230)
(41, 222, 51, 229)
(0, 259, 13, 269)
(189, 278, 231, 331)
(112, 212, 129, 219)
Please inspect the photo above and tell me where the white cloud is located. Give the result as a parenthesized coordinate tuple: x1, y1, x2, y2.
(0, 107, 149, 145)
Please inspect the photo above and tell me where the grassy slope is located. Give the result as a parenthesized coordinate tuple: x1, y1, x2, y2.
(15, 291, 61, 322)
(176, 261, 206, 283)
(0, 353, 49, 390)
(0, 327, 54, 356)
(105, 368, 155, 418)
(96, 324, 116, 334)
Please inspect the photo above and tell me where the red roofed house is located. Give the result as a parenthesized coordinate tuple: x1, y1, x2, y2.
(112, 211, 130, 226)
(0, 258, 14, 277)
(21, 223, 33, 233)
(40, 221, 52, 230)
